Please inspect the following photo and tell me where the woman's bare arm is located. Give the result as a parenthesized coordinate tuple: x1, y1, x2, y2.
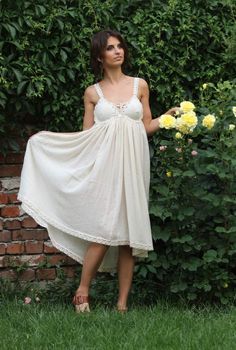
(82, 86, 96, 131)
(140, 79, 180, 137)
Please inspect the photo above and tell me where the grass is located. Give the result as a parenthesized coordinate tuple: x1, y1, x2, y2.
(1, 299, 236, 350)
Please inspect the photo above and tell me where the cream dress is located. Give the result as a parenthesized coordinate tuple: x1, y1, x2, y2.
(17, 77, 154, 272)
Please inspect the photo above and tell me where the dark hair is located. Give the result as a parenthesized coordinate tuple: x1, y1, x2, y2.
(90, 29, 130, 79)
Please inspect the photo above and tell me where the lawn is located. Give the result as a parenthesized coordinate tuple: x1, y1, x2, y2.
(1, 299, 236, 350)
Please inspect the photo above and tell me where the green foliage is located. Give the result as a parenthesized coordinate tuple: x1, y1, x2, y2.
(0, 0, 236, 151)
(141, 80, 236, 305)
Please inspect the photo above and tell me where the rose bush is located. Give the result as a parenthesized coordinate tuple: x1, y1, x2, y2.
(135, 79, 236, 305)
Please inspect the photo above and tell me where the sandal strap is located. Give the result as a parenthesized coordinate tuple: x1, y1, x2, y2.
(72, 294, 89, 305)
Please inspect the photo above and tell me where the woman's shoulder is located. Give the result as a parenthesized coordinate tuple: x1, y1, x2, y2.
(136, 76, 148, 85)
(83, 84, 98, 104)
(84, 83, 97, 97)
(135, 77, 149, 91)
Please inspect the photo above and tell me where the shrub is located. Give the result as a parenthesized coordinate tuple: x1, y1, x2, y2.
(137, 79, 236, 305)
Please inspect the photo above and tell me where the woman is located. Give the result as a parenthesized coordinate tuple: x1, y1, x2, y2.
(18, 29, 179, 313)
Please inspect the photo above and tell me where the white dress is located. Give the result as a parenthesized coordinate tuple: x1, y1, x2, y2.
(17, 77, 154, 272)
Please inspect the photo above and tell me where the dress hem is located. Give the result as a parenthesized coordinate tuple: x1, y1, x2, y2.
(18, 194, 153, 252)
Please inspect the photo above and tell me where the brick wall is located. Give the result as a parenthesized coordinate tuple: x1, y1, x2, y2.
(0, 134, 78, 283)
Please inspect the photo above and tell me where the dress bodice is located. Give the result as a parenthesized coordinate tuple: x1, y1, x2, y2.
(93, 77, 143, 123)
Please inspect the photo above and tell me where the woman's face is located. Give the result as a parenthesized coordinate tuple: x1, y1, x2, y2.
(101, 36, 124, 68)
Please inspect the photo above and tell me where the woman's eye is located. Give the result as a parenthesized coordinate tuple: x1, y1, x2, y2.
(106, 44, 123, 50)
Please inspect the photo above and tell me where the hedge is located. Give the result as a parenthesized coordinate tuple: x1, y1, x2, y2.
(0, 0, 236, 304)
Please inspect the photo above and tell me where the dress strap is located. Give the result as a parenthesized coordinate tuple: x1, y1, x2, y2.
(94, 83, 104, 99)
(133, 77, 139, 96)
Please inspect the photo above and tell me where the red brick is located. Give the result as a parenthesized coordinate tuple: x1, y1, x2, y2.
(6, 241, 24, 254)
(5, 153, 24, 164)
(0, 193, 8, 204)
(18, 269, 35, 281)
(0, 165, 22, 177)
(25, 240, 43, 254)
(0, 153, 5, 164)
(66, 257, 78, 265)
(47, 254, 67, 266)
(0, 243, 6, 254)
(8, 193, 20, 204)
(21, 217, 38, 228)
(0, 269, 17, 281)
(36, 268, 56, 280)
(43, 241, 59, 253)
(1, 206, 20, 218)
(4, 220, 21, 230)
(0, 220, 3, 230)
(60, 266, 76, 278)
(7, 254, 45, 267)
(12, 229, 49, 241)
(0, 256, 10, 267)
(0, 230, 11, 242)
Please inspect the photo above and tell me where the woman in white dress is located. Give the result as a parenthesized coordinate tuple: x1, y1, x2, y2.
(18, 29, 179, 313)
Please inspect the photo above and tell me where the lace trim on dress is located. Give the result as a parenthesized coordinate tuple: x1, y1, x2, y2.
(18, 194, 153, 251)
(95, 77, 139, 103)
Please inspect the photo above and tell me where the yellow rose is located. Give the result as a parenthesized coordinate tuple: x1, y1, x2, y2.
(223, 282, 228, 288)
(232, 106, 236, 118)
(180, 101, 196, 113)
(159, 114, 176, 129)
(229, 124, 235, 131)
(166, 171, 172, 177)
(176, 111, 198, 134)
(202, 83, 208, 90)
(202, 114, 216, 129)
(175, 132, 182, 139)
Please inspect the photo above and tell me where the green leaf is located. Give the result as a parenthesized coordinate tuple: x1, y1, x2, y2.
(11, 68, 23, 82)
(58, 73, 66, 83)
(215, 226, 226, 233)
(182, 170, 195, 177)
(17, 81, 28, 94)
(155, 230, 171, 242)
(3, 24, 16, 39)
(182, 257, 202, 271)
(203, 249, 217, 262)
(139, 266, 148, 278)
(60, 49, 68, 62)
(147, 265, 156, 273)
(182, 207, 195, 216)
(157, 185, 169, 196)
(172, 235, 192, 243)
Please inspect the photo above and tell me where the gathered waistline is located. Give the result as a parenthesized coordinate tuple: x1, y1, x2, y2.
(94, 114, 143, 125)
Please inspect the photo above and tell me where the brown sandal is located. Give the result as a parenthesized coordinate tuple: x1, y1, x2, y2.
(72, 294, 90, 313)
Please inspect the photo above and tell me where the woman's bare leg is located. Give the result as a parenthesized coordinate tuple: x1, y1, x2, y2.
(117, 245, 135, 309)
(76, 242, 109, 295)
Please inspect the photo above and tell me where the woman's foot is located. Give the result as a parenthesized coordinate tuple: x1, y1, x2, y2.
(116, 303, 128, 313)
(72, 290, 90, 313)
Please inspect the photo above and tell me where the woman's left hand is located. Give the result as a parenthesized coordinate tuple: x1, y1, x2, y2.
(164, 107, 181, 116)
